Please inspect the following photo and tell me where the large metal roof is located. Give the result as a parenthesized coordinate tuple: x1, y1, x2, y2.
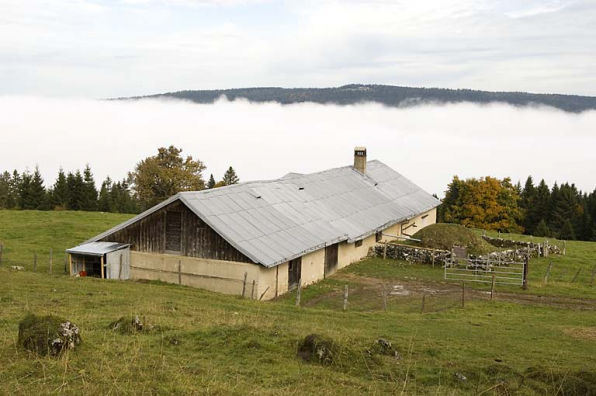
(85, 160, 440, 267)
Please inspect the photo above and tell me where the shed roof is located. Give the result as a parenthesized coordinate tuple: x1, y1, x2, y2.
(66, 242, 130, 257)
(85, 160, 440, 267)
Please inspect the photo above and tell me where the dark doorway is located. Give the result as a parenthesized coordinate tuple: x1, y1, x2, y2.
(288, 257, 302, 290)
(324, 243, 339, 277)
(165, 211, 182, 252)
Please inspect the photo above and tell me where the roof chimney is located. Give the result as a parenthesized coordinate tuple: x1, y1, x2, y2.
(354, 146, 367, 174)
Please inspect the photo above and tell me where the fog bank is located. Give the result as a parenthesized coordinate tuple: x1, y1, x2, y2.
(0, 96, 594, 197)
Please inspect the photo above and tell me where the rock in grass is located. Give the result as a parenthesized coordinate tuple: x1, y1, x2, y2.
(18, 314, 81, 356)
(297, 334, 336, 365)
(109, 315, 152, 334)
(368, 338, 401, 359)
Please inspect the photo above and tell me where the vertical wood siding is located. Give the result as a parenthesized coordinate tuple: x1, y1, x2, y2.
(100, 200, 253, 263)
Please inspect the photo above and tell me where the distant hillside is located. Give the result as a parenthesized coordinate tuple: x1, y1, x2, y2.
(126, 84, 596, 113)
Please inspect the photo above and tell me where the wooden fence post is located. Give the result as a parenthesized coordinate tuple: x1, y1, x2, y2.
(118, 254, 123, 280)
(563, 240, 567, 256)
(572, 268, 581, 283)
(431, 249, 435, 268)
(242, 272, 247, 298)
(383, 243, 387, 260)
(251, 280, 256, 299)
(178, 261, 182, 285)
(421, 294, 426, 314)
(544, 261, 553, 284)
(491, 275, 496, 301)
(49, 248, 53, 275)
(33, 253, 37, 272)
(461, 282, 465, 308)
(295, 280, 301, 307)
(343, 285, 349, 311)
(522, 257, 529, 290)
(382, 284, 387, 311)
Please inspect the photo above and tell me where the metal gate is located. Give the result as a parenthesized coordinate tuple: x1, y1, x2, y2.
(445, 257, 528, 287)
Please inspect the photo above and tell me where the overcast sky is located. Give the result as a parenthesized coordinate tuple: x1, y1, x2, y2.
(1, 0, 595, 97)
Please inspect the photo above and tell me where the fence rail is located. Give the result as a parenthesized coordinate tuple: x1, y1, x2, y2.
(445, 257, 528, 287)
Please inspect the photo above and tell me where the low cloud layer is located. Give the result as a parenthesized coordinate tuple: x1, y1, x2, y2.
(0, 96, 595, 197)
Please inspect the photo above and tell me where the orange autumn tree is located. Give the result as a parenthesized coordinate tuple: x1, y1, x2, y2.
(440, 176, 523, 233)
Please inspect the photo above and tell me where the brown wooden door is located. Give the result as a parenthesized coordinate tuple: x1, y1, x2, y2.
(165, 211, 182, 252)
(288, 257, 302, 290)
(324, 243, 339, 277)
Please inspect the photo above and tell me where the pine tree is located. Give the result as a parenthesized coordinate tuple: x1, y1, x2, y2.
(82, 165, 98, 211)
(533, 219, 551, 237)
(28, 166, 51, 210)
(98, 177, 113, 212)
(222, 166, 239, 186)
(51, 168, 69, 209)
(67, 171, 85, 211)
(0, 171, 10, 209)
(6, 170, 21, 209)
(19, 171, 32, 209)
(558, 219, 576, 240)
(520, 176, 537, 234)
(207, 174, 216, 189)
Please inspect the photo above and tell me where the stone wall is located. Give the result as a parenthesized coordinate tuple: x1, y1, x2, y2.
(372, 244, 451, 266)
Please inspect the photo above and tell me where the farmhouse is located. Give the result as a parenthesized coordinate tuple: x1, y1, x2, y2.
(66, 148, 440, 300)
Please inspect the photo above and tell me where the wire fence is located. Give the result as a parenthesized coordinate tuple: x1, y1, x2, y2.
(0, 243, 69, 275)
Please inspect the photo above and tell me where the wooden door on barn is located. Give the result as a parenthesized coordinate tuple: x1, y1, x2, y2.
(324, 243, 339, 277)
(165, 211, 182, 253)
(288, 257, 302, 290)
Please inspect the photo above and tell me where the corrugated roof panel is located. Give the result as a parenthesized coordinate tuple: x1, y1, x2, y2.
(87, 160, 440, 267)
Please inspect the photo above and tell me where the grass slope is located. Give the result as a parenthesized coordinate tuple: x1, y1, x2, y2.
(1, 211, 596, 395)
(0, 210, 133, 272)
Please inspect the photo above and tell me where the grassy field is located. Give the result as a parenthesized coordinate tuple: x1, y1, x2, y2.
(0, 210, 133, 272)
(1, 210, 596, 395)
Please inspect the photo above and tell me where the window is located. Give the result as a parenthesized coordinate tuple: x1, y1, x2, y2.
(375, 231, 382, 242)
(355, 239, 363, 248)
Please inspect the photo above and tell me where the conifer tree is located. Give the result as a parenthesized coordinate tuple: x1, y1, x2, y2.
(98, 177, 113, 212)
(82, 165, 98, 211)
(207, 174, 216, 189)
(533, 219, 551, 237)
(51, 168, 69, 209)
(67, 170, 85, 210)
(19, 171, 32, 209)
(28, 166, 51, 210)
(222, 166, 239, 186)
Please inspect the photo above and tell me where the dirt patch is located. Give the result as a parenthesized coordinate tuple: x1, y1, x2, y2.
(563, 327, 596, 340)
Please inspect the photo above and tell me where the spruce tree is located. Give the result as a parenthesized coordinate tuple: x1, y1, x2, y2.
(207, 174, 216, 189)
(222, 167, 239, 186)
(28, 166, 50, 210)
(0, 171, 10, 209)
(67, 171, 85, 211)
(51, 168, 69, 209)
(520, 176, 537, 234)
(19, 171, 32, 209)
(558, 219, 576, 240)
(98, 177, 113, 212)
(533, 219, 551, 237)
(6, 170, 21, 209)
(82, 165, 98, 211)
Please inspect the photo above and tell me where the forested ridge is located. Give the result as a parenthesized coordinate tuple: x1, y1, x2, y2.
(125, 84, 596, 113)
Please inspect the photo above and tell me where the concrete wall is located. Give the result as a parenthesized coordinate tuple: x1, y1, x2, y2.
(129, 207, 437, 300)
(131, 251, 262, 298)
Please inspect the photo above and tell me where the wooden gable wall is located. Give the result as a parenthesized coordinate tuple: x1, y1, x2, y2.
(100, 200, 254, 264)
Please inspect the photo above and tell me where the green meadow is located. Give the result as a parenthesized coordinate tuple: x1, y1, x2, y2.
(1, 210, 595, 395)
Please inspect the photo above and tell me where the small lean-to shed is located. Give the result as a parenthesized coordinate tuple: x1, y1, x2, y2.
(66, 242, 130, 279)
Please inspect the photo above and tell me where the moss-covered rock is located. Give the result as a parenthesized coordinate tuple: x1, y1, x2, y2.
(109, 315, 152, 334)
(297, 334, 336, 365)
(18, 314, 81, 356)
